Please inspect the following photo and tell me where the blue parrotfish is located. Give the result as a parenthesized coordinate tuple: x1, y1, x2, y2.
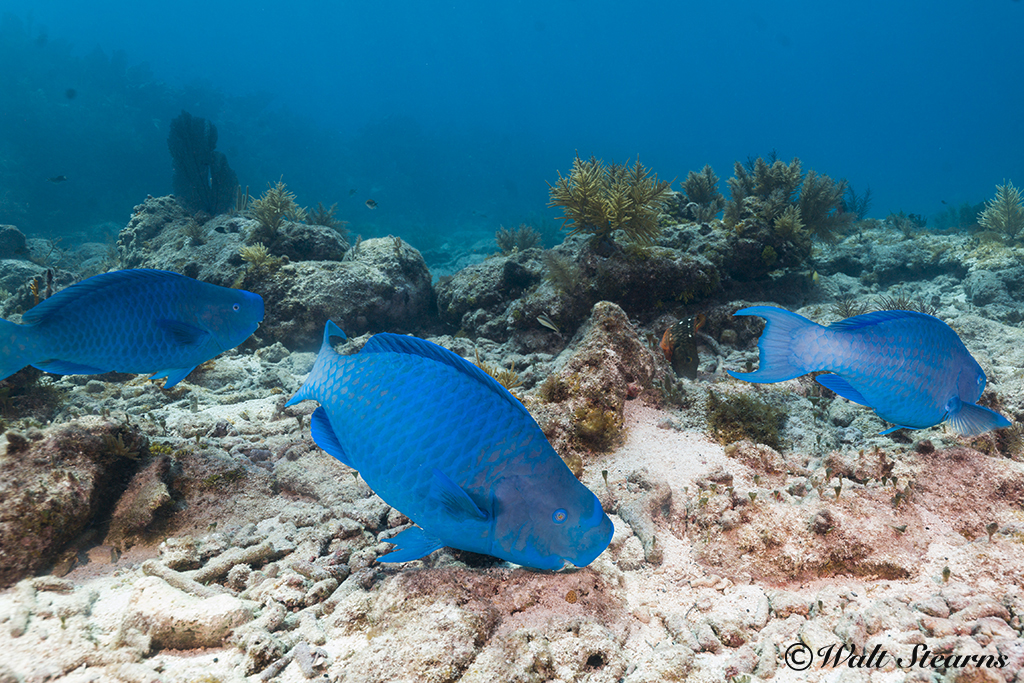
(286, 321, 614, 570)
(728, 306, 1011, 435)
(0, 269, 264, 388)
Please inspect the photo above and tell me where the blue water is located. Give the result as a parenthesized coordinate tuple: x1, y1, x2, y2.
(2, 1, 1022, 248)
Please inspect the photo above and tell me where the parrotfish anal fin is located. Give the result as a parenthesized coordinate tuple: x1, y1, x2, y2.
(826, 309, 932, 331)
(158, 320, 209, 347)
(149, 367, 195, 388)
(20, 269, 175, 325)
(815, 374, 871, 406)
(431, 468, 487, 521)
(32, 359, 108, 375)
(948, 402, 1012, 436)
(378, 526, 445, 563)
(310, 406, 355, 468)
(361, 333, 529, 417)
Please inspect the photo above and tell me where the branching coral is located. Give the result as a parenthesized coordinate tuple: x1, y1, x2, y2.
(547, 154, 672, 247)
(978, 181, 1024, 239)
(249, 180, 301, 243)
(679, 164, 725, 223)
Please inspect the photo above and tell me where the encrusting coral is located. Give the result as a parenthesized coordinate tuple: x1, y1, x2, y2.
(547, 154, 672, 248)
(978, 180, 1024, 239)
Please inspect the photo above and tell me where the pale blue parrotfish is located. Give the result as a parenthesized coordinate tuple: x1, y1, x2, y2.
(728, 306, 1011, 435)
(0, 269, 263, 388)
(286, 321, 614, 571)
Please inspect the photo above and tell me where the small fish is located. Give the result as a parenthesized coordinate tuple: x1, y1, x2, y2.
(0, 269, 263, 387)
(365, 199, 378, 209)
(349, 189, 358, 196)
(47, 175, 68, 183)
(287, 322, 613, 570)
(537, 313, 559, 333)
(728, 306, 1011, 435)
(65, 88, 76, 100)
(660, 313, 704, 379)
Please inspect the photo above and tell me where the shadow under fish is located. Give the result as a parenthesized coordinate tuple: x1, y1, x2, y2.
(728, 306, 1011, 436)
(660, 313, 704, 379)
(287, 322, 614, 571)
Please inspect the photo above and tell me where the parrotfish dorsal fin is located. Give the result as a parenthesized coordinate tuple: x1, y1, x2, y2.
(22, 269, 179, 325)
(827, 309, 935, 331)
(361, 332, 530, 417)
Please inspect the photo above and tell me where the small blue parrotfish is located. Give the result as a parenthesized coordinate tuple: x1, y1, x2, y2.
(0, 269, 264, 388)
(728, 306, 1011, 435)
(286, 321, 614, 571)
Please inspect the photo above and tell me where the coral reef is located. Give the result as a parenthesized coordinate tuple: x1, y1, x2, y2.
(547, 155, 672, 248)
(167, 111, 238, 215)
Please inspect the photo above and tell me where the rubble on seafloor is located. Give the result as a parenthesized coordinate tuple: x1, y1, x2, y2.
(1, 207, 1024, 681)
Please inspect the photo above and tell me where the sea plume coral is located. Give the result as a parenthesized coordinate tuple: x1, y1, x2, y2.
(978, 181, 1024, 239)
(547, 154, 672, 248)
(679, 164, 725, 223)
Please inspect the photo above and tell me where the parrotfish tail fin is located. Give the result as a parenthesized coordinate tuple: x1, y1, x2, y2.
(0, 318, 33, 383)
(727, 306, 817, 384)
(285, 320, 347, 407)
(947, 401, 1012, 436)
(378, 526, 445, 563)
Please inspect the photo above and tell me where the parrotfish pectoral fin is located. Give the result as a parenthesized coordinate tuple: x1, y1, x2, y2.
(815, 374, 871, 406)
(727, 306, 817, 384)
(378, 526, 445, 563)
(947, 402, 1012, 436)
(32, 359, 108, 376)
(310, 406, 355, 468)
(150, 366, 196, 388)
(431, 468, 488, 521)
(158, 320, 209, 347)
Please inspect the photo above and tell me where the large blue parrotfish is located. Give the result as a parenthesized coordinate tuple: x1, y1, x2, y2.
(728, 306, 1011, 435)
(0, 269, 264, 388)
(287, 321, 614, 571)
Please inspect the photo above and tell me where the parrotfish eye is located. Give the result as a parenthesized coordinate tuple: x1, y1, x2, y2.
(552, 508, 567, 524)
(232, 303, 241, 312)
